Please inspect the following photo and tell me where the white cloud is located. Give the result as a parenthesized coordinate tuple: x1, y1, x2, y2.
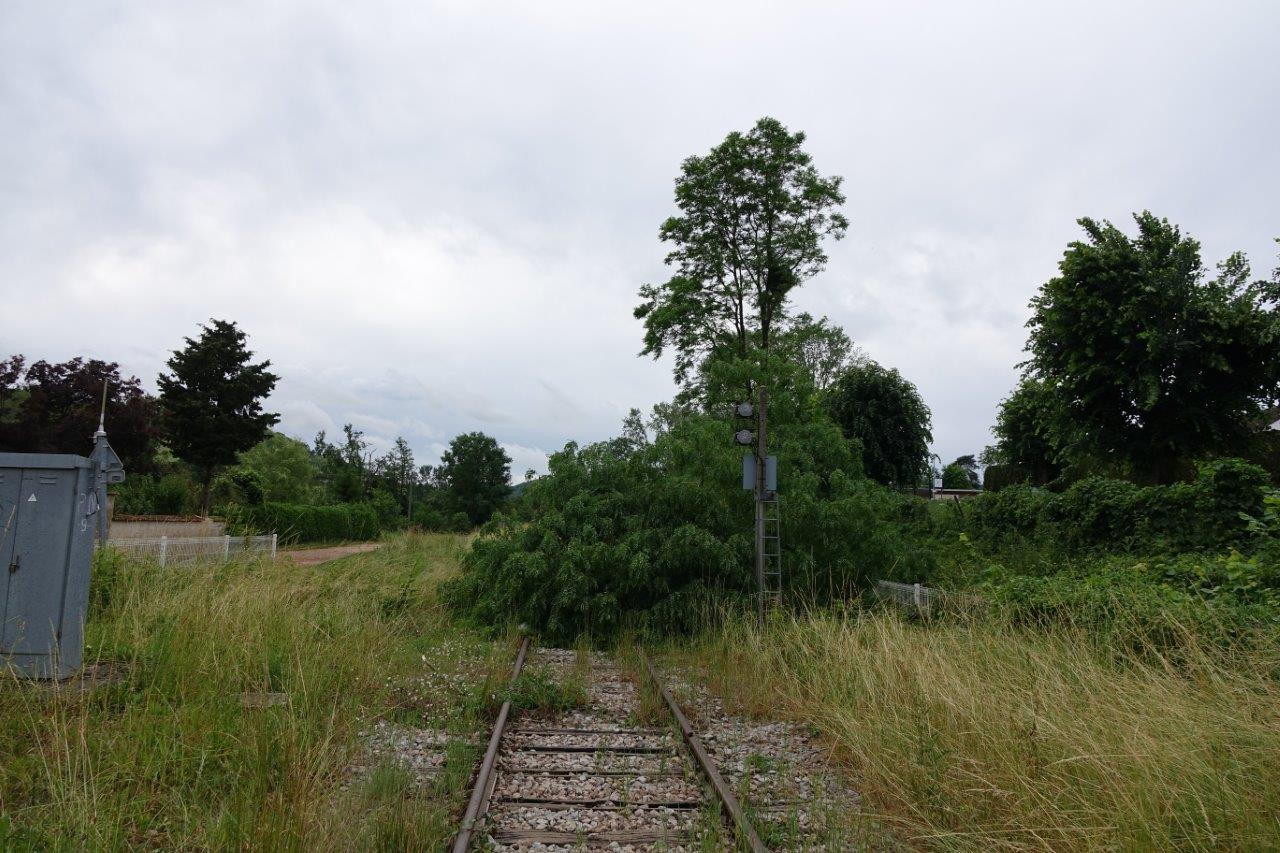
(2, 0, 1277, 474)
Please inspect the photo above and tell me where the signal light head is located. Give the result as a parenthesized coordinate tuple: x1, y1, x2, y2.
(734, 402, 754, 418)
(733, 429, 755, 446)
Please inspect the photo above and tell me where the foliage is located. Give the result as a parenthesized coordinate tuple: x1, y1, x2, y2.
(941, 455, 980, 489)
(1024, 212, 1280, 483)
(157, 319, 279, 509)
(980, 463, 1028, 492)
(989, 377, 1062, 484)
(444, 376, 929, 642)
(412, 505, 472, 533)
(635, 117, 847, 392)
(772, 312, 864, 392)
(0, 534, 498, 849)
(110, 471, 195, 516)
(434, 432, 511, 527)
(687, 611, 1280, 851)
(232, 432, 318, 503)
(959, 459, 1269, 554)
(228, 501, 381, 543)
(503, 667, 588, 713)
(0, 354, 160, 471)
(825, 360, 933, 487)
(373, 437, 417, 519)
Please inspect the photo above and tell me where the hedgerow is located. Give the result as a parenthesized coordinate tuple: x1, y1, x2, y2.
(961, 458, 1269, 553)
(227, 501, 381, 543)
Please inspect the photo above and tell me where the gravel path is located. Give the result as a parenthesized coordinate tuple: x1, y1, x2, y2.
(659, 663, 884, 851)
(480, 648, 720, 852)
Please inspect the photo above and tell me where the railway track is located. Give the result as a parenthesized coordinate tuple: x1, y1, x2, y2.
(452, 640, 768, 852)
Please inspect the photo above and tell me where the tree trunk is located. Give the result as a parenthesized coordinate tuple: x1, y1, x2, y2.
(200, 468, 214, 516)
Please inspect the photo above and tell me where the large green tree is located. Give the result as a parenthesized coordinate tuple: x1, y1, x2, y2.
(826, 361, 933, 487)
(234, 433, 318, 503)
(774, 313, 863, 392)
(158, 320, 279, 511)
(989, 377, 1063, 485)
(1025, 214, 1280, 483)
(635, 117, 848, 393)
(436, 432, 511, 526)
(375, 437, 418, 518)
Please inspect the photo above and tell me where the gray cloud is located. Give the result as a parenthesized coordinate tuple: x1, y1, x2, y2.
(2, 1, 1277, 473)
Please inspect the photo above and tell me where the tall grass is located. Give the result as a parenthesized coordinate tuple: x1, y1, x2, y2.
(686, 609, 1280, 851)
(0, 532, 500, 849)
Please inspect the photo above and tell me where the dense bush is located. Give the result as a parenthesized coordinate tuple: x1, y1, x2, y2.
(111, 472, 194, 515)
(412, 505, 472, 533)
(228, 502, 381, 543)
(444, 376, 927, 642)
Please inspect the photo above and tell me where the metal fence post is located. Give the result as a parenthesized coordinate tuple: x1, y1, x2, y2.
(223, 534, 231, 561)
(159, 535, 168, 568)
(913, 582, 923, 612)
(270, 533, 277, 561)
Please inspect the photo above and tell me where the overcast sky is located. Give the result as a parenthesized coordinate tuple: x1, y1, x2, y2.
(3, 2, 1278, 477)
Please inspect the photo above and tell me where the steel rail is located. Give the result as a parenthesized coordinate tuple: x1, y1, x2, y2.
(451, 635, 529, 853)
(640, 650, 768, 853)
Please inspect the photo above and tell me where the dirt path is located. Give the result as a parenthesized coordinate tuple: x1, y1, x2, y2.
(280, 542, 381, 566)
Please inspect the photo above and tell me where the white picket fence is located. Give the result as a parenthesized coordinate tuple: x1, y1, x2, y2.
(103, 534, 277, 567)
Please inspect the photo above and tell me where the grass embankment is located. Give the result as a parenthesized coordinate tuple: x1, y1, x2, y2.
(0, 532, 507, 850)
(684, 610, 1280, 851)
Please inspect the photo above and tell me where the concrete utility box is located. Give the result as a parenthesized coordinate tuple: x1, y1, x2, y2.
(0, 453, 97, 679)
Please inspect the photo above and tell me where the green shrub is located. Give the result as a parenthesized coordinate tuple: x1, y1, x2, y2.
(981, 463, 1029, 492)
(965, 484, 1050, 543)
(444, 392, 926, 642)
(1045, 477, 1144, 549)
(964, 459, 1270, 554)
(111, 472, 194, 515)
(228, 502, 381, 543)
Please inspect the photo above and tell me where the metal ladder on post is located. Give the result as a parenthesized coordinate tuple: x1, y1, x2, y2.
(762, 493, 783, 608)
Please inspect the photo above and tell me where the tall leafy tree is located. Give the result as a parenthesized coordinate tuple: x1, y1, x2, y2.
(0, 355, 160, 471)
(774, 313, 864, 392)
(1025, 213, 1280, 483)
(376, 437, 418, 518)
(826, 361, 933, 487)
(436, 432, 511, 526)
(989, 377, 1063, 485)
(158, 320, 279, 511)
(635, 117, 848, 392)
(942, 454, 981, 489)
(234, 433, 318, 503)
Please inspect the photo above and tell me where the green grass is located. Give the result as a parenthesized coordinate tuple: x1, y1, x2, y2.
(0, 531, 507, 850)
(678, 609, 1280, 851)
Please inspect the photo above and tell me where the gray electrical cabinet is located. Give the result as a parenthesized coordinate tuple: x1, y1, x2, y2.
(0, 453, 97, 679)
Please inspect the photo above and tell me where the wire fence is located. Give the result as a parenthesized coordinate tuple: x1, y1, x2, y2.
(873, 579, 986, 616)
(102, 534, 277, 567)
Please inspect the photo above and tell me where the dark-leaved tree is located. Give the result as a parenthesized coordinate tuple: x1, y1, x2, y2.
(0, 355, 160, 471)
(436, 432, 511, 526)
(158, 320, 279, 512)
(826, 361, 933, 487)
(1025, 214, 1280, 483)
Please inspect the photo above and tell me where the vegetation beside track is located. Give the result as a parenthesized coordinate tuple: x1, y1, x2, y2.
(0, 532, 506, 850)
(675, 609, 1280, 851)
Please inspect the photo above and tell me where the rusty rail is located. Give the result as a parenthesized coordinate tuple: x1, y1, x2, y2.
(451, 635, 530, 853)
(640, 650, 768, 853)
